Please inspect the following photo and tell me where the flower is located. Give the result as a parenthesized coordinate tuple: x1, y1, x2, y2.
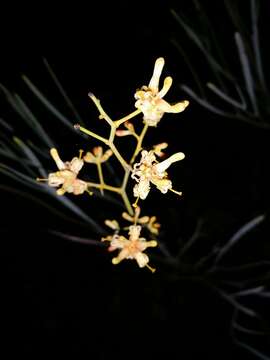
(102, 225, 157, 270)
(122, 206, 161, 235)
(47, 148, 88, 195)
(84, 146, 113, 164)
(134, 57, 189, 126)
(131, 150, 185, 200)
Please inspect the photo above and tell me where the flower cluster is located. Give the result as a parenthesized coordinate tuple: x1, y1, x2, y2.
(38, 57, 189, 271)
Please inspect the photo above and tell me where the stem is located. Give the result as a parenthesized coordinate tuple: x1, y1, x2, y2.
(110, 142, 130, 171)
(76, 125, 108, 145)
(87, 181, 121, 194)
(88, 93, 114, 126)
(96, 162, 105, 195)
(121, 189, 134, 215)
(115, 109, 142, 127)
(130, 124, 148, 164)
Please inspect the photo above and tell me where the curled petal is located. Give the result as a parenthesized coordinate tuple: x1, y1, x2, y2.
(133, 179, 151, 200)
(167, 100, 189, 113)
(158, 76, 173, 98)
(148, 57, 165, 93)
(50, 148, 66, 170)
(69, 157, 84, 174)
(155, 152, 185, 174)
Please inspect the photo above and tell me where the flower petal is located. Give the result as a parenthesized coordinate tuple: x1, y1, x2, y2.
(134, 252, 149, 268)
(155, 152, 185, 173)
(148, 57, 165, 93)
(166, 100, 189, 113)
(133, 179, 151, 200)
(158, 76, 173, 98)
(50, 148, 66, 170)
(70, 157, 84, 174)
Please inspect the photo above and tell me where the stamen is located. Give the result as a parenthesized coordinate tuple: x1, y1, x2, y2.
(132, 197, 140, 208)
(169, 188, 182, 196)
(79, 149, 84, 159)
(36, 177, 48, 182)
(146, 263, 156, 273)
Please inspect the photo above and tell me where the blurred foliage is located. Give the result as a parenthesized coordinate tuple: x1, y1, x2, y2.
(171, 0, 270, 129)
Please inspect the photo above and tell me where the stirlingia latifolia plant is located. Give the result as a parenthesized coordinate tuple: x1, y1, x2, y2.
(37, 57, 189, 272)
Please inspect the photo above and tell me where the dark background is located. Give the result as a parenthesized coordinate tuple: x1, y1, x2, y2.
(1, 1, 270, 358)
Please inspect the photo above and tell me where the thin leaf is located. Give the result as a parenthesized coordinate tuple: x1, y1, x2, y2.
(251, 0, 267, 90)
(48, 229, 105, 247)
(0, 117, 13, 132)
(233, 322, 267, 336)
(13, 137, 47, 177)
(213, 214, 265, 265)
(181, 85, 235, 117)
(177, 218, 204, 258)
(171, 9, 235, 83)
(235, 32, 259, 115)
(43, 58, 85, 125)
(0, 184, 88, 226)
(14, 93, 54, 148)
(234, 339, 270, 360)
(45, 187, 105, 235)
(0, 164, 105, 234)
(214, 286, 257, 317)
(233, 286, 265, 298)
(22, 75, 82, 134)
(170, 37, 206, 97)
(207, 82, 247, 110)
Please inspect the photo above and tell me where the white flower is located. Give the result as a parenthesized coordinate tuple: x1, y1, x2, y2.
(131, 150, 185, 200)
(134, 57, 189, 126)
(102, 225, 157, 269)
(47, 148, 87, 195)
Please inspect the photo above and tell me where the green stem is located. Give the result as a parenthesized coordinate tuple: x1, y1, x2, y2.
(130, 124, 148, 164)
(87, 181, 121, 194)
(121, 189, 134, 215)
(96, 162, 105, 195)
(76, 125, 108, 144)
(115, 109, 142, 127)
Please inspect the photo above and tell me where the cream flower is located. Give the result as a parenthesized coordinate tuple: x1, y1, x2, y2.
(131, 150, 185, 200)
(134, 57, 189, 126)
(84, 146, 113, 164)
(102, 225, 157, 270)
(47, 148, 87, 195)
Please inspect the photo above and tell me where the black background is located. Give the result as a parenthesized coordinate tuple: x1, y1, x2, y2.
(1, 1, 270, 358)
